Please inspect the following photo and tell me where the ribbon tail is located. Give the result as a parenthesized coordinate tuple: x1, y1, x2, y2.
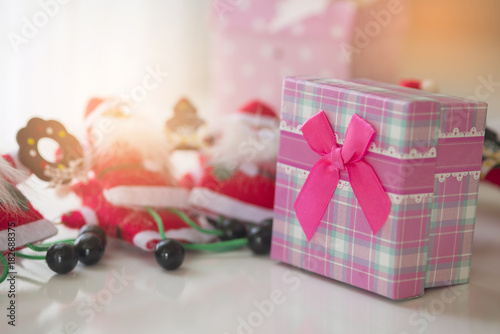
(348, 161, 391, 234)
(294, 158, 339, 241)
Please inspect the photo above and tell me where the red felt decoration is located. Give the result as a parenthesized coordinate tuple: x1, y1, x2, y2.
(0, 154, 57, 253)
(187, 100, 279, 223)
(60, 98, 215, 251)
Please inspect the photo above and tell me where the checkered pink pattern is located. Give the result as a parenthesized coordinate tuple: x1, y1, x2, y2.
(211, 0, 408, 114)
(271, 77, 487, 299)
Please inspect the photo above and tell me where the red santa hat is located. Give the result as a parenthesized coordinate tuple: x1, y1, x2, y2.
(0, 156, 57, 252)
(233, 100, 279, 127)
(84, 98, 105, 119)
(83, 97, 131, 129)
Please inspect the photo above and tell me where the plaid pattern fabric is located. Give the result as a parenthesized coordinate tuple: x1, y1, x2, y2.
(273, 164, 434, 299)
(426, 173, 479, 287)
(427, 98, 485, 287)
(271, 77, 487, 299)
(354, 79, 487, 288)
(281, 77, 440, 157)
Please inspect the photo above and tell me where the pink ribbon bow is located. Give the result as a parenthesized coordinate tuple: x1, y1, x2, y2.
(293, 111, 391, 241)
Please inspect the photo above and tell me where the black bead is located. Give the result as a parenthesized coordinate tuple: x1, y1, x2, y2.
(79, 225, 107, 247)
(74, 232, 105, 265)
(218, 217, 242, 229)
(219, 219, 247, 241)
(248, 224, 273, 255)
(259, 218, 273, 228)
(155, 239, 185, 270)
(46, 243, 79, 274)
(206, 216, 220, 228)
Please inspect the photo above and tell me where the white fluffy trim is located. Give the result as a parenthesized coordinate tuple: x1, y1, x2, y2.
(5, 151, 31, 179)
(89, 114, 176, 184)
(232, 113, 278, 128)
(0, 219, 57, 252)
(188, 187, 274, 222)
(103, 186, 190, 209)
(0, 156, 29, 210)
(79, 206, 99, 225)
(210, 115, 279, 168)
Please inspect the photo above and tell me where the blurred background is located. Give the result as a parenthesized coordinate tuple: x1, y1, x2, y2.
(402, 0, 500, 112)
(0, 0, 499, 151)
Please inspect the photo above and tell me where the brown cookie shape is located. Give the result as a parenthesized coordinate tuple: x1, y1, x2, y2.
(167, 98, 204, 132)
(166, 98, 207, 150)
(16, 118, 83, 184)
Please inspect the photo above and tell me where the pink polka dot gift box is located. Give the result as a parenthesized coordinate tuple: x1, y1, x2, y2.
(211, 0, 409, 114)
(270, 76, 488, 300)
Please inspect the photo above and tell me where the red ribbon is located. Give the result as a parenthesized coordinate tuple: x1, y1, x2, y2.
(293, 111, 391, 241)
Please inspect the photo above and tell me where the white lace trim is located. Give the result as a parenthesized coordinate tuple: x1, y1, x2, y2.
(280, 120, 302, 134)
(282, 163, 481, 185)
(387, 193, 433, 205)
(438, 127, 485, 138)
(435, 171, 481, 183)
(368, 144, 437, 159)
(280, 120, 437, 160)
(278, 163, 433, 204)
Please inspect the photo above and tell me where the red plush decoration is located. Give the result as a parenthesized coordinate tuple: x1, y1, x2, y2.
(399, 78, 438, 93)
(60, 98, 214, 251)
(0, 154, 57, 254)
(187, 100, 279, 223)
(481, 128, 500, 188)
(399, 79, 421, 89)
(484, 168, 500, 185)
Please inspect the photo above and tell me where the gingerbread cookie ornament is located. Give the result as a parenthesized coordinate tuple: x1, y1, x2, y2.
(166, 98, 211, 150)
(16, 118, 84, 185)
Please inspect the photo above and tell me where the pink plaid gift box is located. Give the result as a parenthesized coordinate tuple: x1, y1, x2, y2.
(211, 0, 409, 114)
(270, 76, 488, 300)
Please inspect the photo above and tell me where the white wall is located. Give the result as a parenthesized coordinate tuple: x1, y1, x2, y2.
(0, 0, 211, 151)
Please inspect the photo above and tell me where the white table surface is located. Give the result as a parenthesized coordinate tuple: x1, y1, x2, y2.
(1, 181, 500, 334)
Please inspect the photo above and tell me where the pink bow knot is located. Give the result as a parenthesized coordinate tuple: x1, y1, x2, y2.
(293, 111, 391, 241)
(330, 147, 345, 170)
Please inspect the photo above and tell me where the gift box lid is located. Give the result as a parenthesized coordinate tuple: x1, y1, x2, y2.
(353, 78, 489, 140)
(279, 77, 487, 191)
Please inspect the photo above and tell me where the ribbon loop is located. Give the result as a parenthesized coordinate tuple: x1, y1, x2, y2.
(301, 111, 337, 156)
(342, 114, 376, 164)
(293, 111, 391, 241)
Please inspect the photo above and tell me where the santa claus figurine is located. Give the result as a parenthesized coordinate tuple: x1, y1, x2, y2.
(0, 153, 58, 282)
(60, 97, 215, 269)
(188, 100, 279, 225)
